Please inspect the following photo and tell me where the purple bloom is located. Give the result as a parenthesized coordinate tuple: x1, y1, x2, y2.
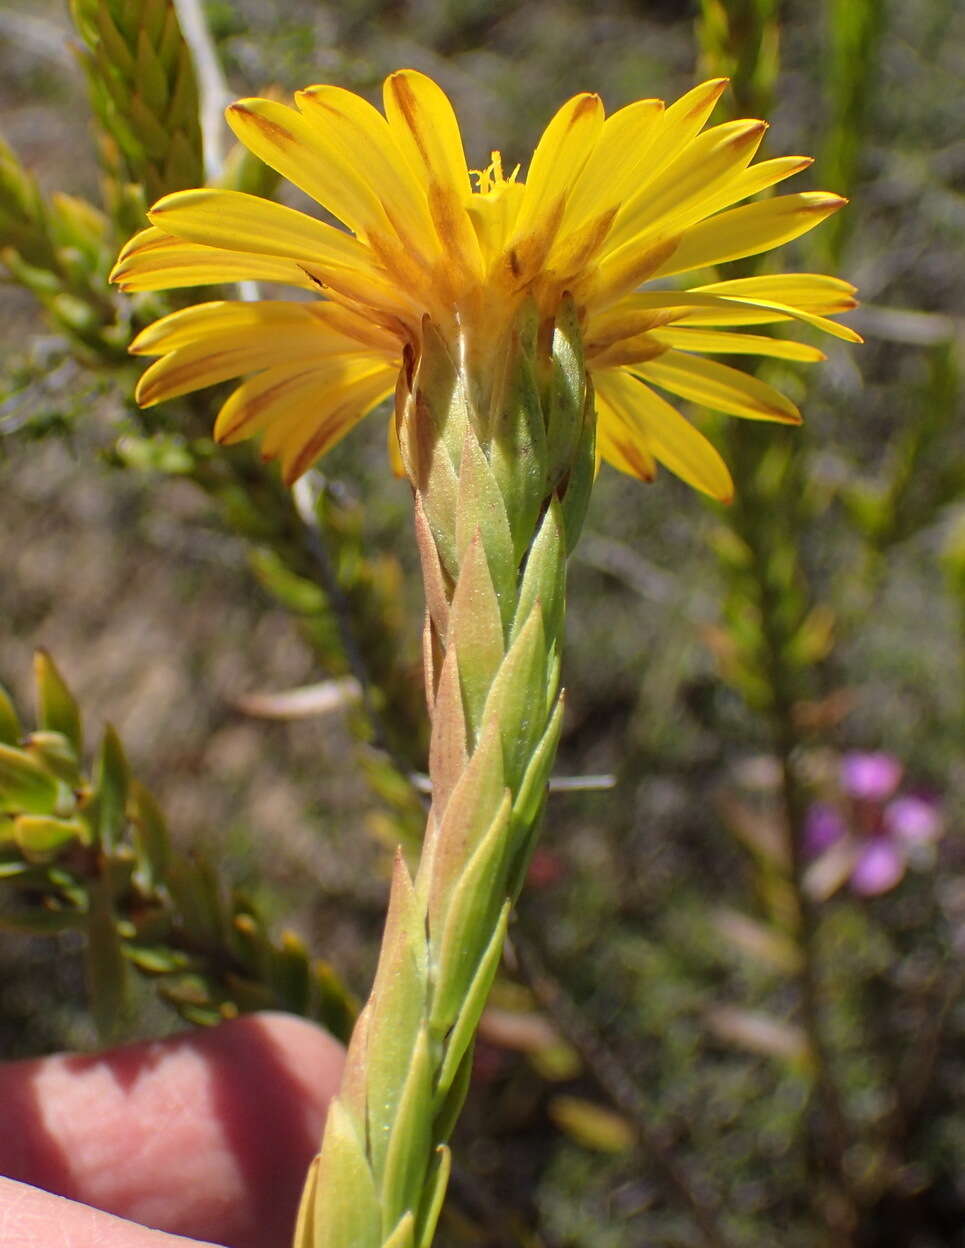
(804, 754, 945, 901)
(884, 795, 943, 846)
(804, 803, 847, 857)
(851, 839, 905, 896)
(841, 752, 903, 802)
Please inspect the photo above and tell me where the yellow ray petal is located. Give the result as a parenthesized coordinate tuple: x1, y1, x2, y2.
(510, 93, 605, 263)
(604, 289, 862, 342)
(547, 204, 619, 285)
(214, 366, 330, 445)
(690, 295, 862, 342)
(278, 370, 395, 484)
(562, 97, 664, 231)
(382, 70, 482, 282)
(110, 227, 319, 293)
(136, 335, 359, 409)
(113, 225, 185, 269)
(595, 368, 733, 500)
(383, 70, 471, 196)
(606, 118, 768, 254)
(585, 304, 681, 353)
(617, 155, 815, 263)
(651, 192, 847, 280)
(132, 301, 399, 410)
(576, 236, 681, 312)
(636, 349, 802, 423)
(135, 344, 278, 407)
(148, 189, 414, 316)
(225, 91, 439, 300)
(637, 78, 730, 183)
(226, 97, 388, 239)
(130, 299, 399, 358)
(659, 305, 804, 328)
(587, 334, 669, 370)
(148, 190, 364, 265)
(696, 272, 858, 314)
(698, 155, 814, 216)
(213, 358, 394, 449)
(649, 326, 826, 362)
(595, 408, 658, 482)
(228, 96, 437, 298)
(658, 76, 729, 132)
(601, 76, 729, 229)
(296, 85, 436, 254)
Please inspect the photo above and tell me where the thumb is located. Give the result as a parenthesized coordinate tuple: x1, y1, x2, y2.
(0, 1176, 219, 1248)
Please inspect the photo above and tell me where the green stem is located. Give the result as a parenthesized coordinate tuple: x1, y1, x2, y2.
(294, 299, 596, 1248)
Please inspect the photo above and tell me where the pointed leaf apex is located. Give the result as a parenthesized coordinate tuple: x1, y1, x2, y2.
(0, 684, 21, 747)
(34, 650, 82, 755)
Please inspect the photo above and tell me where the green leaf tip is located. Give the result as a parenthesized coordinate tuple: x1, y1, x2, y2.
(34, 650, 82, 756)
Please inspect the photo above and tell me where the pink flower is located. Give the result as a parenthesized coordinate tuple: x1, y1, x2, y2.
(841, 752, 903, 802)
(804, 755, 944, 899)
(851, 840, 905, 896)
(884, 795, 943, 846)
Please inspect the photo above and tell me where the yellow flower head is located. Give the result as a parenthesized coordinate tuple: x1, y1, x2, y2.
(112, 70, 859, 498)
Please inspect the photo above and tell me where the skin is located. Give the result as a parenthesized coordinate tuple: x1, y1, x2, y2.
(0, 1012, 344, 1248)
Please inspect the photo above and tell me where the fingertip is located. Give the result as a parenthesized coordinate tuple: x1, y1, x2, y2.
(0, 1176, 215, 1248)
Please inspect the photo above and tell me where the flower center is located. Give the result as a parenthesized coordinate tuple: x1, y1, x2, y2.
(467, 151, 525, 265)
(471, 150, 521, 196)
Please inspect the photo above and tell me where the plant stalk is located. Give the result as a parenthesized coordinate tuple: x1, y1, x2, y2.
(293, 298, 596, 1248)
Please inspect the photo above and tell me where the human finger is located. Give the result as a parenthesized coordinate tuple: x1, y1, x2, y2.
(0, 1175, 218, 1248)
(0, 1012, 344, 1248)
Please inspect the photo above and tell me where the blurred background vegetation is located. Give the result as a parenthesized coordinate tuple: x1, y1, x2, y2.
(0, 0, 962, 1245)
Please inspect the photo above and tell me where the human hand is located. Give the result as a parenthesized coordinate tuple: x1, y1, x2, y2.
(0, 1012, 344, 1248)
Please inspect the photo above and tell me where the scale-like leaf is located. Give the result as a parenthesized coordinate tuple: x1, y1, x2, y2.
(488, 304, 549, 564)
(86, 877, 128, 1042)
(14, 815, 88, 859)
(380, 1028, 432, 1233)
(429, 793, 511, 1034)
(34, 651, 82, 755)
(448, 533, 505, 742)
(0, 684, 22, 746)
(513, 496, 565, 647)
(383, 1212, 416, 1248)
(434, 901, 510, 1102)
(0, 745, 59, 815)
(90, 726, 129, 849)
(366, 856, 428, 1179)
(414, 1146, 451, 1248)
(312, 1101, 381, 1248)
(454, 427, 515, 626)
(481, 605, 548, 789)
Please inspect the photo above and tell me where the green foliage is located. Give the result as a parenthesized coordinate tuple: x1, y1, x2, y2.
(0, 133, 121, 356)
(0, 654, 355, 1042)
(842, 340, 965, 552)
(710, 427, 832, 714)
(69, 0, 204, 209)
(0, 132, 58, 271)
(0, 1, 962, 1245)
(696, 0, 780, 115)
(819, 0, 884, 261)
